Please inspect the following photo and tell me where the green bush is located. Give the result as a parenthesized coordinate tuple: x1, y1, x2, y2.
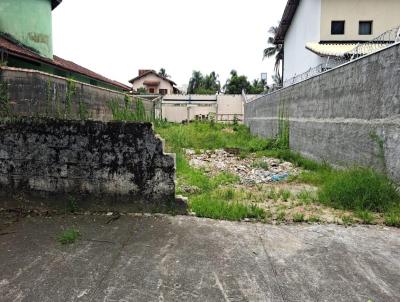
(318, 168, 400, 213)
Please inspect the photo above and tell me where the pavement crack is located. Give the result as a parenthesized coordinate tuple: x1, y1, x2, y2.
(254, 224, 287, 302)
(213, 272, 230, 302)
(86, 220, 136, 302)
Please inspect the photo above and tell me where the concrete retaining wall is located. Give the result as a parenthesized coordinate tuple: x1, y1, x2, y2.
(0, 118, 176, 210)
(0, 67, 154, 121)
(245, 43, 400, 182)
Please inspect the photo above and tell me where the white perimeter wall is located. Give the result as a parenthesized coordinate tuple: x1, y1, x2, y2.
(284, 0, 324, 81)
(161, 95, 247, 123)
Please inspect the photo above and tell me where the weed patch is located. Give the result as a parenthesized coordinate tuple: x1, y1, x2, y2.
(293, 212, 305, 222)
(318, 168, 400, 213)
(58, 229, 80, 245)
(191, 195, 265, 221)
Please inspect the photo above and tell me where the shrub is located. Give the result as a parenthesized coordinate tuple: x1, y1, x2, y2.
(318, 168, 400, 213)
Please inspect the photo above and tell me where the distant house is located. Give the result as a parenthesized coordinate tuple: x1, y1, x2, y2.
(275, 0, 400, 81)
(129, 70, 180, 95)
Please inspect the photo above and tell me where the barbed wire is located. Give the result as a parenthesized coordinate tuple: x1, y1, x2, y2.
(257, 26, 400, 97)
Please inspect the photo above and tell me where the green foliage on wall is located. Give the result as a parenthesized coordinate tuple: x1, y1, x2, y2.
(65, 78, 76, 118)
(46, 80, 52, 116)
(369, 131, 386, 171)
(0, 80, 11, 117)
(277, 100, 289, 149)
(108, 96, 167, 127)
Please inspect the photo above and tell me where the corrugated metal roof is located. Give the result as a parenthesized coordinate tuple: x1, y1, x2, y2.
(305, 42, 388, 57)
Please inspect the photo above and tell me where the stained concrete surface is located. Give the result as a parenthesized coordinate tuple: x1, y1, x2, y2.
(0, 214, 399, 302)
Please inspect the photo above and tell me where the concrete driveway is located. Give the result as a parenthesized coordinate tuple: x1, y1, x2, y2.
(0, 214, 399, 302)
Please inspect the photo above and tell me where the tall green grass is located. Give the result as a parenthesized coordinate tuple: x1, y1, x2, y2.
(191, 195, 266, 221)
(156, 122, 275, 154)
(318, 168, 400, 213)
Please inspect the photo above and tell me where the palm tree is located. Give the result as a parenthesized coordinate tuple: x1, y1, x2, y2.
(187, 71, 203, 94)
(158, 68, 170, 78)
(263, 25, 283, 84)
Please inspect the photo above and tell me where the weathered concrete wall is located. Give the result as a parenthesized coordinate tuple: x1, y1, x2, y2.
(245, 43, 400, 182)
(0, 118, 176, 210)
(0, 67, 153, 121)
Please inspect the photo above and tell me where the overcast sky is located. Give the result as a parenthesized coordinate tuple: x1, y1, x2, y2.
(53, 0, 286, 88)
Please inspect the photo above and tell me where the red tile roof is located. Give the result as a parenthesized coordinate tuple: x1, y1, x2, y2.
(0, 35, 130, 91)
(129, 70, 177, 86)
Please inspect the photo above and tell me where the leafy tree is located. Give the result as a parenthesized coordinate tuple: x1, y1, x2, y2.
(263, 25, 283, 85)
(248, 79, 267, 94)
(187, 71, 220, 94)
(158, 68, 170, 78)
(223, 70, 251, 94)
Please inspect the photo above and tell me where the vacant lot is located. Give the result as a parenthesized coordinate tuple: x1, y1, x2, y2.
(156, 122, 400, 227)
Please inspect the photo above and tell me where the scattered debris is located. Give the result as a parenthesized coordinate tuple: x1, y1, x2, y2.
(185, 149, 300, 184)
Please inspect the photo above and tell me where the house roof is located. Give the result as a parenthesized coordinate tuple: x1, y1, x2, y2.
(274, 0, 300, 44)
(52, 0, 62, 10)
(0, 35, 130, 91)
(129, 70, 177, 86)
(305, 42, 389, 57)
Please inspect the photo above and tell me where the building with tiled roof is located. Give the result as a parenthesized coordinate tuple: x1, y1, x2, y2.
(0, 0, 129, 92)
(129, 70, 180, 95)
(275, 0, 400, 81)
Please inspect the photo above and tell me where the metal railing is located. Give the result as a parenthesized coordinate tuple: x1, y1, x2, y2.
(250, 25, 400, 99)
(282, 57, 347, 88)
(348, 26, 400, 59)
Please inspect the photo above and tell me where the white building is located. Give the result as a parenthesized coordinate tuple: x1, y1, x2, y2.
(276, 0, 400, 82)
(157, 94, 260, 123)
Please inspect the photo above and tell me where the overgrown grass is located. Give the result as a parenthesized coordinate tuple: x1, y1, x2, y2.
(58, 229, 81, 245)
(191, 195, 265, 221)
(157, 122, 275, 154)
(155, 122, 400, 226)
(318, 168, 400, 213)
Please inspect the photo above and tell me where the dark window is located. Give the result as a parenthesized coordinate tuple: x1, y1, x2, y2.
(90, 79, 98, 86)
(331, 21, 345, 35)
(359, 21, 373, 35)
(159, 89, 168, 95)
(149, 88, 155, 93)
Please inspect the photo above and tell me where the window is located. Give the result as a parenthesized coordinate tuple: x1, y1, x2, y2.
(159, 89, 168, 95)
(149, 88, 155, 93)
(359, 21, 373, 35)
(331, 21, 345, 35)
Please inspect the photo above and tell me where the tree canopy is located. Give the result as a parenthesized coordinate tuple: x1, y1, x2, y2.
(223, 70, 267, 94)
(187, 71, 221, 94)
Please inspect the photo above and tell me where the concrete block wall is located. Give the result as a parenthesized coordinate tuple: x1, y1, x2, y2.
(245, 43, 400, 182)
(0, 67, 154, 121)
(0, 118, 176, 210)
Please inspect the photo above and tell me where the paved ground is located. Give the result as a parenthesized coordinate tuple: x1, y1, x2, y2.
(0, 214, 399, 302)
